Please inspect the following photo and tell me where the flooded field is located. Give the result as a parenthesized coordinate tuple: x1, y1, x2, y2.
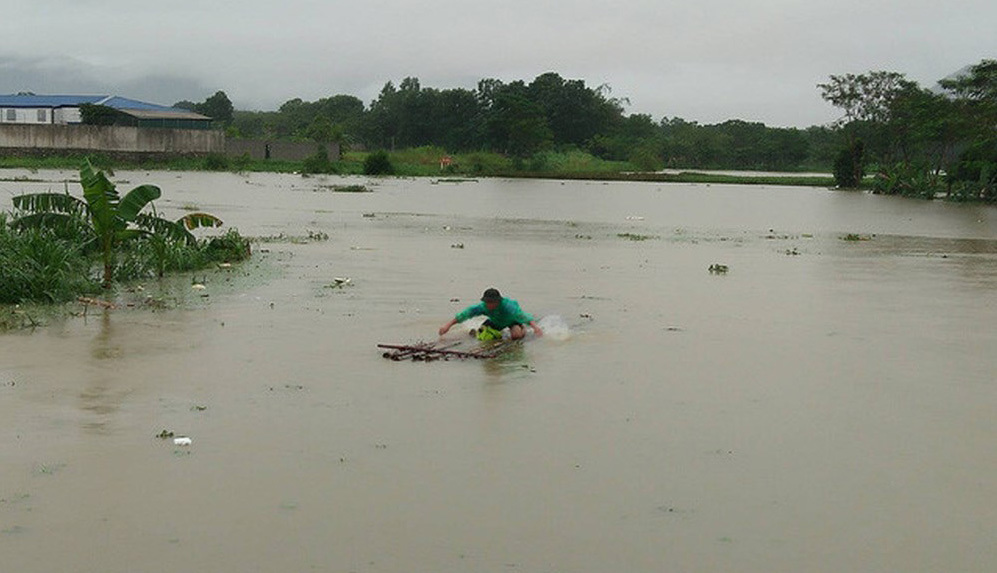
(2, 170, 996, 572)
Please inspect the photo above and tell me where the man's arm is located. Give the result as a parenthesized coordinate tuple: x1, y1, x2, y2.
(509, 300, 541, 336)
(439, 317, 458, 336)
(441, 303, 485, 335)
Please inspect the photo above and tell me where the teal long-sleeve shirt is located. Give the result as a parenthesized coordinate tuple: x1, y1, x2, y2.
(455, 298, 534, 329)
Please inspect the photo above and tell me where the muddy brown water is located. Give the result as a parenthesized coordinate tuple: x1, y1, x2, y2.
(2, 170, 996, 572)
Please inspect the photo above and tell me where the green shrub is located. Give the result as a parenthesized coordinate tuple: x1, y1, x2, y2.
(363, 150, 394, 175)
(629, 146, 664, 171)
(302, 146, 337, 174)
(232, 152, 253, 171)
(204, 229, 253, 263)
(203, 153, 231, 171)
(833, 142, 864, 188)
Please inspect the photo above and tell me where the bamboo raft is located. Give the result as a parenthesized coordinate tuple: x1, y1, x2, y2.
(378, 340, 518, 361)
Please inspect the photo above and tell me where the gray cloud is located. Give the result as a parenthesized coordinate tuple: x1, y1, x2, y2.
(2, 0, 993, 126)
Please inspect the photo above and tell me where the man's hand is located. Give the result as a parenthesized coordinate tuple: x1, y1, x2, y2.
(532, 324, 543, 337)
(439, 318, 457, 337)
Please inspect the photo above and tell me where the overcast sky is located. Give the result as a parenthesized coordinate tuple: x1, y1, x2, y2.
(1, 0, 994, 127)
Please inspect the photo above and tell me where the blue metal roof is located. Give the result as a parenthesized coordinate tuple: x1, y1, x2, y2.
(100, 96, 178, 112)
(0, 94, 105, 107)
(0, 94, 181, 111)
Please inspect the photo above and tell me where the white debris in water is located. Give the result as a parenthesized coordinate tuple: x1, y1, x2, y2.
(173, 437, 192, 446)
(191, 284, 206, 290)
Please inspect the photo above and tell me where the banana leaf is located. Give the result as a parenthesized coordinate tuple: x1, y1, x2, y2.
(12, 192, 87, 216)
(119, 184, 162, 222)
(8, 212, 80, 232)
(115, 228, 149, 242)
(80, 160, 122, 234)
(178, 212, 223, 230)
(133, 213, 196, 245)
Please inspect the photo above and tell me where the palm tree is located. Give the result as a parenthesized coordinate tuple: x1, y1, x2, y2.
(10, 160, 222, 287)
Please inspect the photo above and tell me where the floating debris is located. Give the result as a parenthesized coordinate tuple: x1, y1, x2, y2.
(378, 340, 518, 361)
(156, 430, 175, 439)
(708, 264, 729, 274)
(451, 243, 465, 249)
(173, 437, 192, 446)
(325, 277, 352, 288)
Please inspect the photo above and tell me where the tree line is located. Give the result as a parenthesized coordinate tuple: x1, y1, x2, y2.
(180, 73, 835, 172)
(176, 63, 995, 200)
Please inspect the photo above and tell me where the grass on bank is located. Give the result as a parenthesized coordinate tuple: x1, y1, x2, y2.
(0, 148, 833, 187)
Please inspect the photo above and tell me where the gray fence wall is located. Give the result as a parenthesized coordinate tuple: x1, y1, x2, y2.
(0, 124, 224, 154)
(0, 124, 340, 163)
(225, 139, 340, 162)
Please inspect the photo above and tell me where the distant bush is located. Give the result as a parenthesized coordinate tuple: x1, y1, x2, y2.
(232, 152, 253, 172)
(363, 150, 394, 175)
(833, 142, 864, 188)
(629, 146, 664, 172)
(203, 153, 231, 171)
(302, 146, 337, 174)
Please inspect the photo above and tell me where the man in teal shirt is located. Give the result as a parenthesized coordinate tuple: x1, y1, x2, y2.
(439, 288, 543, 340)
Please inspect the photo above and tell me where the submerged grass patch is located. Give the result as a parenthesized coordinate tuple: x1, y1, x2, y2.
(617, 232, 658, 241)
(315, 184, 371, 193)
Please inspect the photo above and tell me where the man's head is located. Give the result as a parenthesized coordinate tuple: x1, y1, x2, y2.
(481, 288, 502, 310)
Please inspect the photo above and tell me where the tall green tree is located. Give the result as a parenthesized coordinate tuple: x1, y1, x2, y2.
(198, 91, 235, 124)
(818, 71, 916, 187)
(940, 60, 997, 201)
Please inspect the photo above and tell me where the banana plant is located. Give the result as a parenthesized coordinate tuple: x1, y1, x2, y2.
(10, 160, 222, 287)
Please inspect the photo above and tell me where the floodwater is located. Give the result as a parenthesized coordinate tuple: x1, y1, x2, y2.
(2, 170, 996, 572)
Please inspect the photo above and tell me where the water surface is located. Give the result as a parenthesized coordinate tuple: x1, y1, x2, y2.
(2, 170, 995, 572)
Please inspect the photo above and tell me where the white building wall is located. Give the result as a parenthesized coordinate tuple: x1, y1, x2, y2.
(0, 107, 55, 124)
(53, 107, 82, 124)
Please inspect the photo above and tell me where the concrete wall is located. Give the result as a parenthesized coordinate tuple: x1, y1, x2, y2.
(0, 124, 224, 154)
(0, 124, 342, 163)
(225, 139, 340, 162)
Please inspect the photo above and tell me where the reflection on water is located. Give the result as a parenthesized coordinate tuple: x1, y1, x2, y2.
(79, 311, 127, 434)
(1, 169, 996, 573)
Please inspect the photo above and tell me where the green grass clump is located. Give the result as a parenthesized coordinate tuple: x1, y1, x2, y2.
(0, 214, 99, 304)
(617, 232, 657, 241)
(0, 209, 252, 305)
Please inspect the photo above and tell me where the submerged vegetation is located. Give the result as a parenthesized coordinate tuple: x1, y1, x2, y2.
(1, 161, 251, 311)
